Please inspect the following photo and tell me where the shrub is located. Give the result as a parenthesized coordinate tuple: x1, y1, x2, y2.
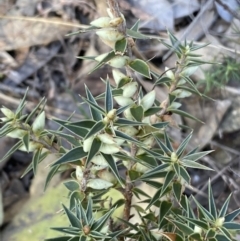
(1, 1, 240, 240)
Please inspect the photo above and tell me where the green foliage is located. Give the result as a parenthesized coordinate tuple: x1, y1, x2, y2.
(0, 2, 240, 241)
(199, 56, 240, 93)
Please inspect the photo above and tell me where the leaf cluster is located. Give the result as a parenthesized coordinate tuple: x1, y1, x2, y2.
(0, 3, 240, 241)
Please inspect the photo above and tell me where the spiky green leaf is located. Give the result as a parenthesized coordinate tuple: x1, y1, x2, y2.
(105, 80, 113, 113)
(52, 119, 88, 138)
(181, 160, 213, 171)
(85, 85, 104, 121)
(0, 140, 23, 163)
(208, 180, 217, 219)
(158, 201, 172, 229)
(225, 208, 240, 222)
(101, 153, 124, 187)
(62, 204, 81, 228)
(219, 194, 232, 218)
(84, 121, 106, 140)
(52, 147, 87, 166)
(168, 108, 204, 123)
(86, 138, 102, 166)
(32, 148, 42, 175)
(176, 132, 192, 157)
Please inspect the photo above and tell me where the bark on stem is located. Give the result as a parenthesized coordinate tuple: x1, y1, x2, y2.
(107, 0, 134, 229)
(158, 55, 187, 117)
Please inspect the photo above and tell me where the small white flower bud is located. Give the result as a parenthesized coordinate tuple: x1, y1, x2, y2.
(100, 143, 120, 154)
(114, 137, 125, 146)
(90, 17, 111, 28)
(83, 136, 94, 152)
(194, 226, 202, 234)
(112, 69, 127, 86)
(165, 67, 175, 80)
(91, 154, 108, 166)
(1, 107, 15, 119)
(118, 126, 138, 137)
(97, 169, 117, 184)
(106, 109, 117, 120)
(136, 136, 154, 155)
(98, 133, 115, 144)
(32, 111, 45, 134)
(19, 142, 42, 152)
(114, 96, 133, 107)
(87, 178, 113, 190)
(140, 90, 156, 111)
(96, 29, 124, 42)
(98, 37, 116, 48)
(171, 152, 178, 162)
(215, 217, 225, 227)
(108, 56, 129, 68)
(7, 129, 28, 139)
(122, 82, 138, 98)
(109, 17, 123, 27)
(132, 163, 149, 173)
(123, 108, 134, 121)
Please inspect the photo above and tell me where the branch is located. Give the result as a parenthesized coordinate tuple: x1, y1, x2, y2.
(158, 55, 187, 117)
(106, 0, 134, 228)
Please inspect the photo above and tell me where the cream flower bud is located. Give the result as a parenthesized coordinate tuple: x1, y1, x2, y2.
(90, 17, 111, 28)
(98, 38, 116, 48)
(103, 116, 110, 125)
(87, 178, 113, 190)
(122, 82, 138, 98)
(109, 17, 123, 27)
(108, 56, 129, 68)
(136, 136, 154, 155)
(142, 116, 150, 124)
(91, 154, 108, 166)
(1, 107, 15, 119)
(114, 96, 133, 107)
(96, 29, 124, 42)
(100, 143, 120, 154)
(98, 133, 115, 144)
(171, 152, 178, 162)
(83, 136, 94, 152)
(194, 226, 202, 234)
(19, 142, 42, 152)
(106, 109, 117, 120)
(123, 108, 134, 121)
(95, 53, 109, 62)
(97, 169, 117, 184)
(132, 163, 149, 173)
(114, 138, 125, 146)
(7, 129, 28, 139)
(32, 111, 45, 134)
(215, 217, 225, 227)
(118, 126, 138, 137)
(165, 67, 175, 80)
(112, 69, 127, 86)
(140, 90, 156, 111)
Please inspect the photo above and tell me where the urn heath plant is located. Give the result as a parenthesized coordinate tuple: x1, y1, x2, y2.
(1, 0, 240, 240)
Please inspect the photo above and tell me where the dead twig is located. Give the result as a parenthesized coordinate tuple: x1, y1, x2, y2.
(215, 0, 240, 20)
